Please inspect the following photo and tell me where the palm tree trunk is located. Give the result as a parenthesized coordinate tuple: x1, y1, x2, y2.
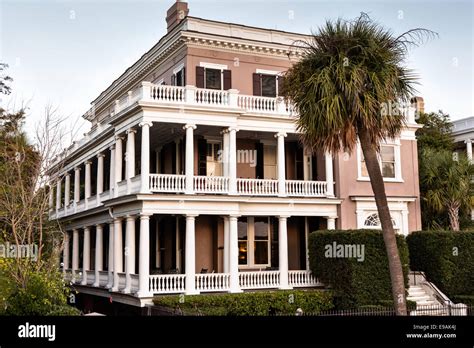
(447, 203, 460, 231)
(359, 128, 407, 315)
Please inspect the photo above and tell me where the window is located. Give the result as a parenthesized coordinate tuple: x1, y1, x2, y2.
(196, 64, 232, 90)
(238, 217, 271, 267)
(263, 144, 277, 179)
(363, 213, 399, 233)
(254, 217, 269, 265)
(205, 68, 221, 90)
(171, 64, 185, 86)
(206, 141, 222, 176)
(253, 70, 283, 97)
(261, 75, 277, 97)
(238, 218, 248, 265)
(359, 143, 401, 181)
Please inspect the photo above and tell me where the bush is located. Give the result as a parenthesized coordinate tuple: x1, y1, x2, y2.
(407, 230, 474, 297)
(1, 264, 80, 316)
(450, 295, 474, 306)
(153, 290, 334, 316)
(309, 229, 409, 309)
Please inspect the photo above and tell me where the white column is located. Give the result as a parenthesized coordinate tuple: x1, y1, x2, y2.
(64, 174, 71, 209)
(126, 128, 136, 194)
(85, 160, 92, 209)
(228, 127, 238, 195)
(275, 132, 287, 196)
(63, 231, 70, 272)
(72, 229, 79, 282)
(228, 215, 242, 292)
(93, 224, 103, 287)
(138, 213, 151, 297)
(185, 214, 198, 294)
(114, 135, 124, 197)
(466, 140, 472, 163)
(74, 166, 81, 209)
(223, 216, 230, 273)
(97, 153, 105, 203)
(124, 215, 136, 293)
(107, 222, 114, 289)
(56, 178, 61, 211)
(327, 217, 336, 230)
(279, 216, 291, 289)
(184, 124, 196, 194)
(175, 216, 181, 271)
(81, 227, 91, 285)
(112, 218, 123, 292)
(222, 130, 229, 177)
(109, 145, 115, 194)
(325, 152, 334, 197)
(140, 122, 152, 193)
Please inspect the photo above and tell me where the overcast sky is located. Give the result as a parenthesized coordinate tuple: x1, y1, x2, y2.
(1, 0, 473, 141)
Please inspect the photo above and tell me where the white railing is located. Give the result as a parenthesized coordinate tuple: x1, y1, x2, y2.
(288, 270, 321, 287)
(149, 85, 185, 103)
(195, 88, 228, 106)
(149, 274, 186, 294)
(149, 174, 186, 193)
(237, 178, 279, 196)
(98, 271, 109, 287)
(194, 176, 229, 194)
(286, 180, 327, 197)
(131, 274, 139, 292)
(239, 271, 280, 289)
(238, 95, 277, 113)
(195, 273, 230, 292)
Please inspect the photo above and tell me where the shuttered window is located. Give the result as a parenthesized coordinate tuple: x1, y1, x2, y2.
(196, 66, 232, 90)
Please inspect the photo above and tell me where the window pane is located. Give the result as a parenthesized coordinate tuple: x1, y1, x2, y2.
(176, 70, 184, 86)
(238, 241, 248, 265)
(254, 218, 269, 240)
(381, 146, 395, 162)
(254, 241, 268, 264)
(238, 219, 247, 240)
(207, 143, 212, 157)
(361, 159, 368, 177)
(382, 162, 395, 178)
(205, 68, 221, 90)
(261, 75, 277, 97)
(214, 143, 221, 161)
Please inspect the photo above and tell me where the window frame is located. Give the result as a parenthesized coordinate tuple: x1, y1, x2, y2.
(255, 69, 283, 97)
(172, 63, 185, 87)
(238, 217, 271, 269)
(199, 62, 228, 90)
(357, 139, 403, 182)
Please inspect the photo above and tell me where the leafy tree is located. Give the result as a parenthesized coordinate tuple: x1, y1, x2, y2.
(419, 148, 474, 231)
(281, 14, 436, 315)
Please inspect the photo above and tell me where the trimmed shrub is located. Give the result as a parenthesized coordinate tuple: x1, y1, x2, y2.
(309, 229, 409, 309)
(406, 230, 474, 297)
(153, 290, 334, 316)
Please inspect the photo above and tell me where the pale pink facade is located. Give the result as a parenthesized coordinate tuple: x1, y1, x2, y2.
(49, 1, 421, 307)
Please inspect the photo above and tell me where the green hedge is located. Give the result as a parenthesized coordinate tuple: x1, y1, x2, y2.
(153, 290, 334, 316)
(406, 231, 474, 297)
(309, 229, 409, 309)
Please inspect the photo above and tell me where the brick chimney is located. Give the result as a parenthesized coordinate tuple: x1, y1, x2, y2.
(410, 96, 424, 114)
(166, 0, 189, 33)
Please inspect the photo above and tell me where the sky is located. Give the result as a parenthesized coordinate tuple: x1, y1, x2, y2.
(0, 0, 473, 141)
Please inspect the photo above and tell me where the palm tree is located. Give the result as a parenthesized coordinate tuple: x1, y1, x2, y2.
(282, 14, 435, 315)
(420, 148, 474, 231)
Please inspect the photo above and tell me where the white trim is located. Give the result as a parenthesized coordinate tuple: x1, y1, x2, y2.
(256, 69, 283, 76)
(354, 200, 410, 236)
(172, 63, 185, 75)
(154, 78, 164, 85)
(199, 62, 228, 70)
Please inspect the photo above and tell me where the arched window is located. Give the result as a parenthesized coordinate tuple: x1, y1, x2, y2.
(363, 213, 398, 229)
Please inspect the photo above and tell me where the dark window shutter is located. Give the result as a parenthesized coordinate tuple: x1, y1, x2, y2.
(198, 138, 207, 176)
(223, 69, 232, 90)
(256, 142, 264, 179)
(182, 67, 186, 86)
(196, 66, 205, 88)
(171, 74, 176, 86)
(171, 143, 177, 175)
(252, 73, 262, 96)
